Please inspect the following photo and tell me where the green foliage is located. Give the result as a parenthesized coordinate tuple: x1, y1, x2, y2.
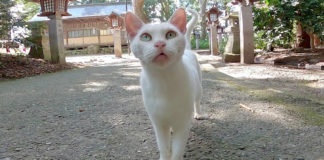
(143, 0, 176, 22)
(253, 0, 324, 49)
(0, 0, 15, 39)
(254, 32, 267, 50)
(0, 0, 39, 40)
(219, 35, 228, 54)
(253, 3, 295, 49)
(294, 0, 324, 39)
(190, 38, 209, 49)
(18, 0, 40, 22)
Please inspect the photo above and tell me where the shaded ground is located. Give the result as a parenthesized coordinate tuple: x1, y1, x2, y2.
(0, 54, 323, 160)
(255, 48, 324, 69)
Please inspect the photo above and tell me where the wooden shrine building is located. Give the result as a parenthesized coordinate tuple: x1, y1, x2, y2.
(29, 2, 131, 49)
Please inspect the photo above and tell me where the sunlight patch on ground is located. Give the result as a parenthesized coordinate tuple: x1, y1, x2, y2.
(244, 102, 298, 127)
(66, 54, 138, 67)
(81, 81, 109, 92)
(196, 54, 222, 62)
(200, 64, 216, 72)
(209, 109, 229, 120)
(218, 65, 324, 81)
(68, 88, 75, 92)
(305, 80, 324, 89)
(119, 71, 141, 77)
(266, 88, 283, 93)
(121, 85, 141, 91)
(99, 113, 127, 126)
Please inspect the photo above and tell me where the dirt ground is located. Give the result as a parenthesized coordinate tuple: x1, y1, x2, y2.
(0, 54, 323, 160)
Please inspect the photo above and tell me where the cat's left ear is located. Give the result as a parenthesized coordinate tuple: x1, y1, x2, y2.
(168, 8, 187, 34)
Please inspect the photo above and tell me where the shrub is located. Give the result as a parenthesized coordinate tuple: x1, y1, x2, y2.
(190, 38, 210, 49)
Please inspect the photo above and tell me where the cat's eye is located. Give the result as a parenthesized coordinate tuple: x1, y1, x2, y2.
(140, 33, 152, 41)
(166, 31, 176, 39)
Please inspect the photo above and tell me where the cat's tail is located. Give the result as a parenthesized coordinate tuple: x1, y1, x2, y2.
(185, 9, 199, 50)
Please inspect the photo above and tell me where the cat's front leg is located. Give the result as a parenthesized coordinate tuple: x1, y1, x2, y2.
(152, 123, 171, 160)
(170, 124, 190, 160)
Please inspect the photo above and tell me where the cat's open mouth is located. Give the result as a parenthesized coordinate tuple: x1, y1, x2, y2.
(153, 53, 169, 64)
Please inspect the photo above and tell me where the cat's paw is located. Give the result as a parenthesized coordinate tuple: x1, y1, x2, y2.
(194, 113, 207, 120)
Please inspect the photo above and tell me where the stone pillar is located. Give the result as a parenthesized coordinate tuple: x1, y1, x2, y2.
(239, 5, 254, 64)
(114, 28, 122, 58)
(218, 32, 222, 47)
(195, 39, 199, 49)
(41, 28, 51, 61)
(48, 14, 66, 64)
(223, 14, 240, 62)
(210, 23, 218, 55)
(195, 31, 200, 50)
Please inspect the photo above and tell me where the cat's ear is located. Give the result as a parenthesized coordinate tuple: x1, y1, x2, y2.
(168, 8, 187, 34)
(125, 12, 144, 38)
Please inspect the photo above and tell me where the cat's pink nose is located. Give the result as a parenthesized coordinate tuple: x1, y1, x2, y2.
(154, 41, 166, 49)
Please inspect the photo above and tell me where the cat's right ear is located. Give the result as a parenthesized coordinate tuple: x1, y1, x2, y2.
(125, 12, 143, 39)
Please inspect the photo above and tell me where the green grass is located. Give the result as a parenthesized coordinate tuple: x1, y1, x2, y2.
(224, 80, 324, 126)
(191, 38, 209, 49)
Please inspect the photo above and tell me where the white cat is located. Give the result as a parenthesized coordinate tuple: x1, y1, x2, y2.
(125, 8, 202, 160)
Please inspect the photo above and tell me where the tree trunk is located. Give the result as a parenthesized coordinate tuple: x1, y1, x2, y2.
(199, 0, 207, 40)
(132, 0, 148, 23)
(314, 34, 321, 47)
(161, 0, 171, 21)
(308, 32, 315, 51)
(296, 21, 310, 49)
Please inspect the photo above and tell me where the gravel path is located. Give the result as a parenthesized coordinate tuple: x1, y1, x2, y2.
(0, 55, 323, 160)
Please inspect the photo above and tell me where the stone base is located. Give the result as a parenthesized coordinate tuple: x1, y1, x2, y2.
(223, 53, 240, 63)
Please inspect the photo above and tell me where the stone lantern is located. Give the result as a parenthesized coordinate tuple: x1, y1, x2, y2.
(108, 14, 121, 28)
(231, 0, 258, 64)
(32, 0, 72, 64)
(206, 5, 222, 55)
(37, 0, 71, 16)
(108, 13, 123, 58)
(223, 14, 241, 62)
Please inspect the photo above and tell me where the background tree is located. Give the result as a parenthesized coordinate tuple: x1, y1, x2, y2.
(199, 0, 208, 40)
(132, 0, 149, 23)
(0, 0, 15, 40)
(294, 0, 324, 50)
(253, 0, 324, 50)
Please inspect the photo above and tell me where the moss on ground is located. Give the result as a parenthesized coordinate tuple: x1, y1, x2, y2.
(223, 79, 324, 126)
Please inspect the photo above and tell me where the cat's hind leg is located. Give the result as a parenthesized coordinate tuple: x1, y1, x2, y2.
(194, 99, 204, 120)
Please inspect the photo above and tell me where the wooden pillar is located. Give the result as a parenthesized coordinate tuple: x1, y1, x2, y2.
(114, 28, 122, 58)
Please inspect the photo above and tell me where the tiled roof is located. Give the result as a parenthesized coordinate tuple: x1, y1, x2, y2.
(29, 3, 132, 22)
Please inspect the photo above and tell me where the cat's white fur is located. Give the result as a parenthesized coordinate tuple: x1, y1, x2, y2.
(125, 8, 202, 160)
(185, 9, 198, 50)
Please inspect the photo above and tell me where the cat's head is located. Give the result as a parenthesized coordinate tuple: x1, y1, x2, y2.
(125, 8, 187, 69)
